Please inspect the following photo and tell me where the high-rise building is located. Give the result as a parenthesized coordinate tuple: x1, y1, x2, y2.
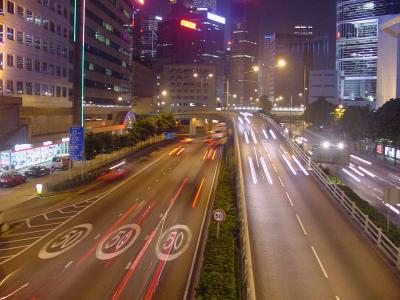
(336, 0, 400, 106)
(157, 7, 225, 101)
(0, 0, 74, 170)
(228, 0, 259, 107)
(261, 33, 330, 105)
(191, 0, 217, 12)
(74, 0, 133, 133)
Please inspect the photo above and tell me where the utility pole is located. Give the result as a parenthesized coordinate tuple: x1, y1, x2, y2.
(226, 77, 230, 110)
(290, 95, 293, 136)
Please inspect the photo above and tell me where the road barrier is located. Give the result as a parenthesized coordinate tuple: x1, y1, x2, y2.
(258, 112, 400, 272)
(233, 117, 257, 300)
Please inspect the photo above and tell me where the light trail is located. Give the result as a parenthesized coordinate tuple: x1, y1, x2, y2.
(262, 129, 269, 139)
(238, 117, 244, 124)
(281, 154, 297, 175)
(260, 157, 273, 185)
(342, 168, 361, 183)
(248, 156, 258, 184)
(350, 155, 372, 165)
(250, 130, 258, 144)
(348, 165, 364, 177)
(269, 129, 277, 140)
(292, 155, 309, 176)
(244, 131, 250, 144)
(358, 166, 376, 178)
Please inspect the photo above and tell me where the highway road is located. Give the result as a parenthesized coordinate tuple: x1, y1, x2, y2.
(0, 137, 221, 299)
(236, 113, 400, 300)
(301, 129, 400, 222)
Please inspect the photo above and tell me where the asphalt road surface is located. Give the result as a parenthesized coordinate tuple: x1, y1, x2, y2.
(236, 113, 400, 300)
(0, 138, 221, 300)
(301, 129, 400, 222)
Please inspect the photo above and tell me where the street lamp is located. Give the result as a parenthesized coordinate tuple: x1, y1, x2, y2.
(252, 65, 260, 72)
(161, 90, 168, 97)
(277, 58, 287, 68)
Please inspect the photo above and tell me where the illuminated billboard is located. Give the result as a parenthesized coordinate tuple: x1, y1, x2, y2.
(136, 0, 144, 4)
(180, 19, 197, 30)
(207, 12, 226, 24)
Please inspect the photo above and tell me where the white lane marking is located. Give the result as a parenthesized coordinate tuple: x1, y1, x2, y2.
(342, 168, 361, 183)
(0, 245, 28, 251)
(350, 154, 372, 165)
(285, 192, 294, 207)
(0, 237, 39, 245)
(0, 283, 29, 299)
(250, 130, 258, 144)
(0, 151, 170, 266)
(269, 129, 277, 139)
(385, 203, 400, 215)
(30, 221, 64, 228)
(311, 246, 329, 278)
(94, 234, 101, 240)
(0, 268, 19, 287)
(348, 165, 364, 177)
(248, 156, 258, 185)
(292, 155, 309, 176)
(296, 214, 307, 236)
(335, 296, 340, 300)
(2, 229, 52, 237)
(238, 117, 244, 124)
(254, 147, 260, 168)
(64, 260, 74, 269)
(125, 261, 132, 269)
(43, 216, 70, 221)
(260, 157, 273, 185)
(26, 219, 31, 229)
(281, 154, 297, 176)
(278, 176, 285, 187)
(262, 129, 269, 139)
(272, 164, 278, 173)
(244, 131, 250, 144)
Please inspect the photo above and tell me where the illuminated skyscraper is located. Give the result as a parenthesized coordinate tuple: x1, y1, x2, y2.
(336, 0, 400, 106)
(192, 0, 217, 12)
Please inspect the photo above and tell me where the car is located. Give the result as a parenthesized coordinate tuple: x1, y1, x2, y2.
(52, 156, 72, 170)
(180, 137, 194, 144)
(24, 166, 51, 178)
(0, 172, 27, 188)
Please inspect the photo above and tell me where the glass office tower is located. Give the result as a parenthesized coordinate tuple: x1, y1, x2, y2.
(336, 0, 400, 105)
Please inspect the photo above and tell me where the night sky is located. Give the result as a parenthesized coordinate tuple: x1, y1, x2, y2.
(144, 0, 335, 35)
(143, 0, 336, 64)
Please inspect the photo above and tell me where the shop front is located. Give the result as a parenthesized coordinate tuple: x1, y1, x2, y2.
(0, 138, 70, 171)
(376, 143, 400, 161)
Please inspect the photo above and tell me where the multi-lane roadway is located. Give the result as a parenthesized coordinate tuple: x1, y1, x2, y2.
(236, 113, 400, 300)
(0, 138, 221, 299)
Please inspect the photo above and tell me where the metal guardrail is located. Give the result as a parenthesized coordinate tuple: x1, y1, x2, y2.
(233, 117, 257, 300)
(258, 112, 400, 271)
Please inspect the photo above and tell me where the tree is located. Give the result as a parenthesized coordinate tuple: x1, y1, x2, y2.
(340, 106, 372, 141)
(304, 97, 335, 128)
(259, 95, 272, 113)
(371, 98, 400, 164)
(85, 133, 97, 160)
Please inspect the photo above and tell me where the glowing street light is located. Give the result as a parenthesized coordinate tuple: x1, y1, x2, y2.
(233, 94, 237, 98)
(208, 73, 214, 78)
(277, 58, 287, 68)
(161, 90, 168, 97)
(193, 73, 199, 78)
(338, 142, 345, 150)
(322, 141, 330, 149)
(252, 65, 260, 72)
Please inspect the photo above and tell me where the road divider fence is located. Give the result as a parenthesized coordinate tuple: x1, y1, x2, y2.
(259, 112, 400, 272)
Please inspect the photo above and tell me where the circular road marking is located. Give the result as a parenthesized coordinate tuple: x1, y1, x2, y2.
(39, 224, 93, 259)
(96, 224, 141, 260)
(156, 224, 192, 262)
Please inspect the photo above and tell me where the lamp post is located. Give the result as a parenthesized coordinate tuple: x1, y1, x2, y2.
(194, 72, 214, 110)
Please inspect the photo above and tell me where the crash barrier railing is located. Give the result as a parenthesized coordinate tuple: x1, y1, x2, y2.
(233, 118, 257, 300)
(258, 113, 400, 271)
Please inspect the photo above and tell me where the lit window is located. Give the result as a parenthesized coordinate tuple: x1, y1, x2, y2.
(0, 24, 3, 42)
(7, 1, 14, 14)
(6, 80, 13, 93)
(16, 56, 23, 68)
(6, 54, 13, 67)
(26, 10, 32, 22)
(16, 81, 23, 94)
(16, 5, 23, 17)
(7, 27, 14, 40)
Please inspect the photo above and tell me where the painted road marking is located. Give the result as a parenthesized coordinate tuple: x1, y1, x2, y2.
(0, 150, 171, 266)
(64, 260, 74, 269)
(311, 246, 328, 278)
(155, 225, 192, 262)
(0, 283, 29, 299)
(38, 224, 93, 259)
(335, 297, 340, 300)
(296, 214, 307, 236)
(96, 224, 141, 261)
(272, 164, 278, 173)
(278, 176, 285, 187)
(285, 192, 294, 207)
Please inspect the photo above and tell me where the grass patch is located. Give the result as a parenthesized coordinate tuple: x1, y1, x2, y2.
(196, 140, 242, 300)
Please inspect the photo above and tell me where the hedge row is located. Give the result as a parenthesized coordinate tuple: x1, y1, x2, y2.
(196, 142, 241, 300)
(340, 185, 400, 246)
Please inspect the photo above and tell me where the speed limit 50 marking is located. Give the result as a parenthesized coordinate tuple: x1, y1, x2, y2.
(96, 224, 141, 260)
(39, 224, 93, 259)
(156, 225, 192, 262)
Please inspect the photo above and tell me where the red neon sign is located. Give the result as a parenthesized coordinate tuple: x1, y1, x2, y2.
(180, 19, 197, 30)
(136, 0, 144, 4)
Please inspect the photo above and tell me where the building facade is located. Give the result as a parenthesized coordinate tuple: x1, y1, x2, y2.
(159, 64, 217, 112)
(336, 0, 400, 106)
(78, 0, 133, 134)
(262, 33, 330, 106)
(377, 14, 400, 108)
(228, 0, 259, 107)
(308, 70, 339, 105)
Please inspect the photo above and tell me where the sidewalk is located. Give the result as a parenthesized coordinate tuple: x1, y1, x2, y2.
(0, 136, 166, 212)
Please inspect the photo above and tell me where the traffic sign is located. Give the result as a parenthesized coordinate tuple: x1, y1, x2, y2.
(69, 126, 84, 161)
(213, 209, 226, 222)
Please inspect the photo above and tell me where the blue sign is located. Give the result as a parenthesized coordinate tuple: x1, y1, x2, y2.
(69, 127, 84, 161)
